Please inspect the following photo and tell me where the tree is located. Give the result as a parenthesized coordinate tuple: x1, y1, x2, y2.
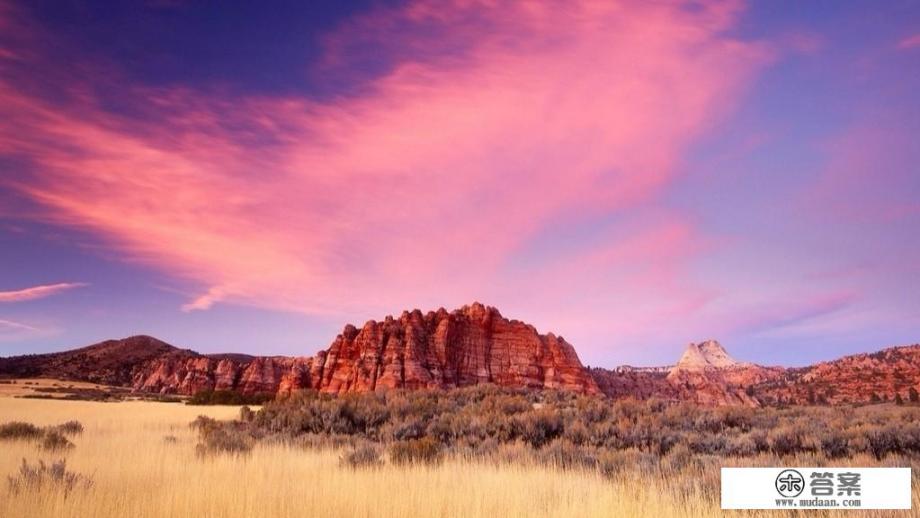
(870, 393, 881, 404)
(909, 387, 919, 403)
(895, 393, 904, 406)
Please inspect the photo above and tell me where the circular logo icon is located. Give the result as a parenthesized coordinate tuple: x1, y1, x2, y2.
(775, 469, 805, 498)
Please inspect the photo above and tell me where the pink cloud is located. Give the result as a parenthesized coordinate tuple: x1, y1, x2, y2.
(0, 318, 39, 331)
(0, 282, 88, 303)
(503, 217, 721, 356)
(0, 0, 769, 327)
(181, 286, 229, 312)
(721, 291, 857, 336)
(805, 123, 920, 223)
(0, 317, 59, 343)
(898, 33, 920, 49)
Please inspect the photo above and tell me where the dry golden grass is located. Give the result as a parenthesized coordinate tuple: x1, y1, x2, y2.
(0, 397, 916, 518)
(0, 378, 112, 398)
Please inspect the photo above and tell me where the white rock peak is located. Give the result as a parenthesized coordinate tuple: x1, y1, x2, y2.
(673, 340, 742, 370)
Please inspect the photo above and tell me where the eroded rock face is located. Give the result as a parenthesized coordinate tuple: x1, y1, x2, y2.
(664, 340, 782, 407)
(589, 340, 783, 407)
(312, 303, 599, 394)
(755, 345, 920, 405)
(10, 312, 914, 406)
(672, 340, 745, 371)
(53, 303, 599, 396)
(130, 355, 315, 395)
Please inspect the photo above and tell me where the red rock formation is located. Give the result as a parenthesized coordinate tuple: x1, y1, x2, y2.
(754, 345, 920, 405)
(6, 311, 915, 406)
(311, 303, 599, 394)
(129, 354, 315, 395)
(590, 340, 783, 406)
(663, 341, 783, 407)
(1, 303, 599, 396)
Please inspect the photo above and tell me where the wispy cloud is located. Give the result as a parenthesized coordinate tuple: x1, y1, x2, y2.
(0, 317, 58, 343)
(727, 291, 857, 335)
(898, 33, 920, 50)
(0, 318, 39, 331)
(0, 282, 88, 303)
(0, 0, 769, 320)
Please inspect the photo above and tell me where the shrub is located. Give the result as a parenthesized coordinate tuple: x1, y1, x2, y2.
(867, 426, 899, 460)
(725, 434, 757, 457)
(516, 410, 563, 448)
(0, 422, 43, 441)
(389, 437, 442, 465)
(540, 439, 596, 470)
(40, 431, 74, 452)
(7, 459, 93, 496)
(52, 421, 84, 436)
(190, 415, 218, 430)
(222, 386, 920, 474)
(195, 426, 252, 456)
(188, 390, 274, 406)
(597, 449, 657, 477)
(663, 443, 692, 471)
(820, 433, 850, 459)
(384, 416, 426, 441)
(688, 433, 726, 455)
(341, 443, 382, 468)
(768, 427, 803, 456)
(192, 415, 252, 456)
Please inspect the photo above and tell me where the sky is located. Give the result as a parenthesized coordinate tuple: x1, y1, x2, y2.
(0, 0, 918, 368)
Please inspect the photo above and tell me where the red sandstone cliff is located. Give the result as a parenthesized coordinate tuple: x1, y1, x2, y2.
(4, 310, 917, 406)
(310, 303, 599, 394)
(0, 303, 598, 396)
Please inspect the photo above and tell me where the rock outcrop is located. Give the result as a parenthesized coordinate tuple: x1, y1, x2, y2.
(753, 345, 920, 405)
(310, 303, 599, 394)
(3, 312, 917, 407)
(664, 340, 781, 407)
(671, 340, 745, 370)
(588, 340, 783, 407)
(0, 303, 599, 396)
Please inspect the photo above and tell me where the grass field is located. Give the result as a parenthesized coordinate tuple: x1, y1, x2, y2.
(0, 378, 114, 398)
(0, 396, 916, 518)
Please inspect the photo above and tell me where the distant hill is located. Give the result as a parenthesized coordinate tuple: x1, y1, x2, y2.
(1, 307, 917, 407)
(590, 340, 920, 407)
(0, 335, 193, 385)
